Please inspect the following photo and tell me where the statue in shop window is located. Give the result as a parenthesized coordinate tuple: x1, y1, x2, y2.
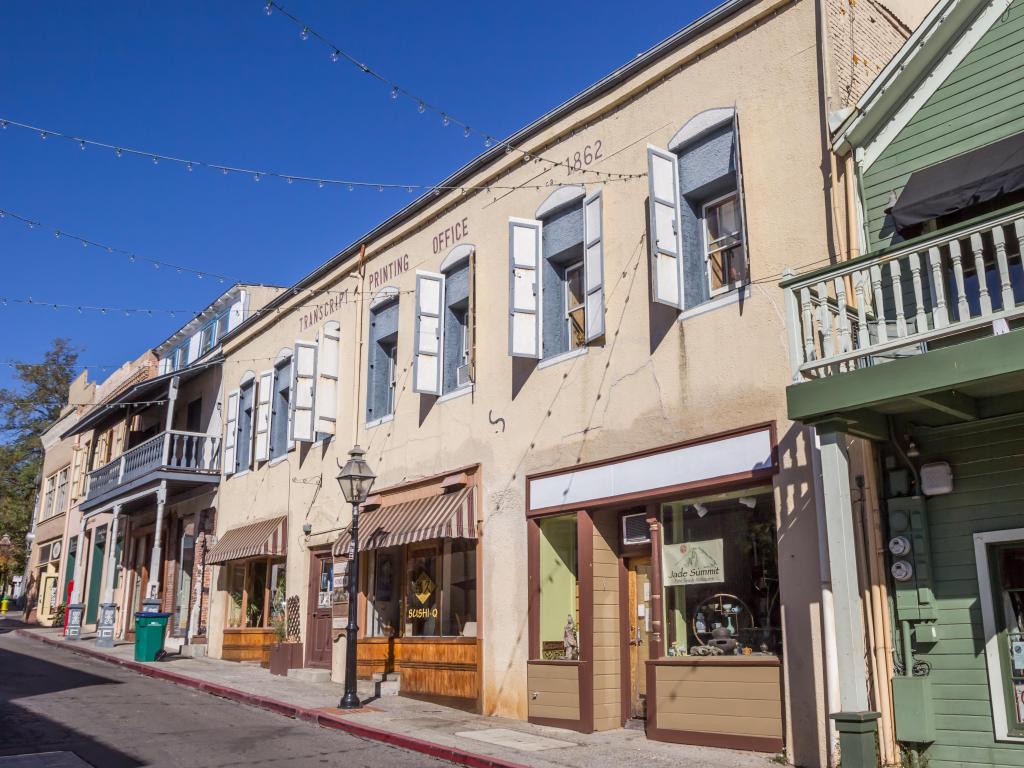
(563, 614, 579, 660)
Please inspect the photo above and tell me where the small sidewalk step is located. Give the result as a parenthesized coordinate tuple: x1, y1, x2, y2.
(287, 667, 332, 683)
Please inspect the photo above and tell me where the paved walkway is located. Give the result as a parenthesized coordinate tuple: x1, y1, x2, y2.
(13, 621, 772, 768)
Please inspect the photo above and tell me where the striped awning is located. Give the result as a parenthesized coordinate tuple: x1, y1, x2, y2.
(207, 515, 287, 565)
(333, 487, 475, 557)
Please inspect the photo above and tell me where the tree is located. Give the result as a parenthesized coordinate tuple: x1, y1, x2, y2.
(0, 338, 79, 580)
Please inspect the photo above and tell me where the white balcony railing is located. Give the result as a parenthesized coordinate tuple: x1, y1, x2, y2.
(784, 207, 1024, 380)
(85, 430, 221, 501)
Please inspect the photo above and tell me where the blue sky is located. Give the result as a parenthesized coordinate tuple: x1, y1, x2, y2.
(0, 0, 719, 392)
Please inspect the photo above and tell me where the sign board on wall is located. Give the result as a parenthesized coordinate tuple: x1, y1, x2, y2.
(662, 539, 725, 587)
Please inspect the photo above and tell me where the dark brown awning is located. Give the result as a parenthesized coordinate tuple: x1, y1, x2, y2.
(333, 487, 476, 557)
(207, 515, 287, 565)
(891, 131, 1024, 235)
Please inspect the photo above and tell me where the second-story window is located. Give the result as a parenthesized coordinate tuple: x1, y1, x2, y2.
(226, 376, 256, 475)
(54, 467, 69, 517)
(42, 473, 56, 519)
(413, 245, 477, 397)
(367, 290, 400, 423)
(508, 187, 605, 361)
(269, 352, 292, 461)
(647, 107, 749, 311)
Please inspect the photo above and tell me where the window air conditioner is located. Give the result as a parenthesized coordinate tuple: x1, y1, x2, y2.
(622, 512, 651, 546)
(456, 363, 472, 388)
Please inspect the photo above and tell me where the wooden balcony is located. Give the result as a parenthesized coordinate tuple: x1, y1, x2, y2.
(783, 206, 1024, 381)
(82, 430, 221, 509)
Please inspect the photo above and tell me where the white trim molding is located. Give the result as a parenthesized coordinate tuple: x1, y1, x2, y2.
(975, 527, 1024, 743)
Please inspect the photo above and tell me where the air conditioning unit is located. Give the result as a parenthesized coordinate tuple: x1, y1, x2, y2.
(622, 512, 651, 546)
(456, 363, 472, 388)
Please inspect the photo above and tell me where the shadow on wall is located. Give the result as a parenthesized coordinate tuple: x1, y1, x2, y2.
(774, 422, 826, 768)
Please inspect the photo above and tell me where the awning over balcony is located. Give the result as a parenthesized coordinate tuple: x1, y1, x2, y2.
(334, 487, 476, 557)
(207, 515, 287, 565)
(892, 131, 1024, 235)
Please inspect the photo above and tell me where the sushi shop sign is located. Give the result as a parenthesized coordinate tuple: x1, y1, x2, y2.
(663, 539, 725, 587)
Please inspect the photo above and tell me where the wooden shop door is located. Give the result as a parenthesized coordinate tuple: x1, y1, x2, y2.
(306, 550, 334, 668)
(627, 557, 652, 719)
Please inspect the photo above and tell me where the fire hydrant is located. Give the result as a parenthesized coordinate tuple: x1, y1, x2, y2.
(0, 596, 8, 615)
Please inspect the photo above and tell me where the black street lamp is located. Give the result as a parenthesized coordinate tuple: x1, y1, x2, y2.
(335, 445, 376, 710)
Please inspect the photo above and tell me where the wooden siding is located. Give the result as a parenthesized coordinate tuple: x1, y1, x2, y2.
(592, 511, 622, 730)
(527, 661, 581, 721)
(914, 416, 1024, 768)
(862, 0, 1024, 250)
(357, 637, 479, 700)
(653, 660, 783, 739)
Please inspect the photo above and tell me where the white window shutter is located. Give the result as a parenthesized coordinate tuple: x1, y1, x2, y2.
(290, 341, 318, 442)
(508, 217, 543, 358)
(732, 113, 750, 279)
(414, 272, 445, 395)
(583, 190, 605, 342)
(647, 145, 683, 308)
(254, 370, 274, 462)
(224, 389, 239, 474)
(315, 321, 340, 435)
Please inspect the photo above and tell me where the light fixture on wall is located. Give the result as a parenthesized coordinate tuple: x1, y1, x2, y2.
(301, 522, 312, 536)
(738, 496, 757, 509)
(906, 439, 920, 459)
(693, 503, 709, 518)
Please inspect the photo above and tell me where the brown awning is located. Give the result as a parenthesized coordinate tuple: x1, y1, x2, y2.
(207, 515, 287, 565)
(334, 487, 476, 557)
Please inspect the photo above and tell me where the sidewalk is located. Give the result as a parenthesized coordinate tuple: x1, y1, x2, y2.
(15, 624, 773, 768)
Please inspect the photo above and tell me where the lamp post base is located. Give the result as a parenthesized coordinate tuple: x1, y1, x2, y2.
(339, 690, 361, 710)
(64, 603, 85, 640)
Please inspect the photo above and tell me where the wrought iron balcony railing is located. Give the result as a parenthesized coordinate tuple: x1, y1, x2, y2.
(783, 206, 1024, 380)
(84, 430, 221, 502)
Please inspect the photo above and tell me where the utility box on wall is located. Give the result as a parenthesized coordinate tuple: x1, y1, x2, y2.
(887, 496, 937, 621)
(892, 676, 936, 744)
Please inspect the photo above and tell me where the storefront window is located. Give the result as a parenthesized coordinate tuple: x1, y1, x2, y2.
(226, 558, 284, 629)
(364, 539, 478, 639)
(661, 490, 780, 657)
(538, 514, 578, 659)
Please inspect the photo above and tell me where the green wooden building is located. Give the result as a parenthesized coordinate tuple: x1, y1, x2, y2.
(782, 1, 1024, 766)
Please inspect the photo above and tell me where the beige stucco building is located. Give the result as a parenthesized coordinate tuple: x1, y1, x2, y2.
(202, 0, 920, 763)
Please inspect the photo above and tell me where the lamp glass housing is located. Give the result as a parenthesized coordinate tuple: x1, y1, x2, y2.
(336, 445, 376, 505)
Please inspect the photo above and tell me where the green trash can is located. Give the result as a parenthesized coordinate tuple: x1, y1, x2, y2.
(134, 612, 171, 662)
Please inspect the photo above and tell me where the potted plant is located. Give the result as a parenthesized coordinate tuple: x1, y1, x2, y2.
(267, 614, 302, 676)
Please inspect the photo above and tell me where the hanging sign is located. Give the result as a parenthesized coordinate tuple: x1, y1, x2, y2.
(662, 539, 725, 587)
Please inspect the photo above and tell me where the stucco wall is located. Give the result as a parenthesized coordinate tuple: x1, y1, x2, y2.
(213, 2, 838, 764)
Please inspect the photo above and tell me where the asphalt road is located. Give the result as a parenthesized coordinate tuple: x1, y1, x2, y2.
(0, 622, 446, 768)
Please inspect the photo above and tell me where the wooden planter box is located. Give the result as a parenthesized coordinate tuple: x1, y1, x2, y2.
(268, 642, 304, 676)
(222, 628, 278, 665)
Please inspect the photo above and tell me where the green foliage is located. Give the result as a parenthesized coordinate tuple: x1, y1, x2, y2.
(0, 338, 79, 576)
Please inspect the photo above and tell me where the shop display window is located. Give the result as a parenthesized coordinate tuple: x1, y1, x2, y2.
(660, 489, 780, 657)
(538, 513, 578, 659)
(364, 538, 477, 639)
(225, 557, 286, 629)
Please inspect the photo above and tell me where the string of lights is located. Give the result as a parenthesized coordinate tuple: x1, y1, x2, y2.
(0, 206, 240, 284)
(262, 2, 643, 184)
(0, 117, 639, 194)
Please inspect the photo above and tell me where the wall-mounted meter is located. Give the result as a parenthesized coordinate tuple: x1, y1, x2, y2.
(889, 536, 912, 557)
(892, 560, 914, 582)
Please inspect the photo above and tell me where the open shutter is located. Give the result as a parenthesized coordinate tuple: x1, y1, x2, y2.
(315, 322, 340, 436)
(224, 389, 239, 474)
(290, 341, 317, 442)
(254, 370, 274, 462)
(414, 271, 445, 395)
(647, 145, 683, 308)
(508, 217, 543, 358)
(732, 112, 750, 281)
(583, 190, 605, 342)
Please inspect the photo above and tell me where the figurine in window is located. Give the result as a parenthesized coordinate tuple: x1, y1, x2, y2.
(563, 614, 579, 660)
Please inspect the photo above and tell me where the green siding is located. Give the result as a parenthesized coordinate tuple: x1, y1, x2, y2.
(907, 416, 1024, 768)
(862, 0, 1024, 251)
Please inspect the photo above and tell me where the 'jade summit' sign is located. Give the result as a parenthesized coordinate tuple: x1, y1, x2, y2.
(663, 539, 725, 587)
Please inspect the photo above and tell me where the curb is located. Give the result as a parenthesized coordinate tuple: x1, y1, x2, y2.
(17, 629, 527, 768)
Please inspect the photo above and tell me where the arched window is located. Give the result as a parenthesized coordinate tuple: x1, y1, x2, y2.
(413, 245, 476, 397)
(647, 107, 749, 311)
(507, 185, 605, 361)
(367, 287, 400, 423)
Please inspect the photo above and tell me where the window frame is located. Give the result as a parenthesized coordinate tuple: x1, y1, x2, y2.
(42, 474, 57, 520)
(53, 467, 69, 517)
(701, 191, 747, 298)
(563, 260, 586, 352)
(269, 352, 293, 461)
(234, 377, 256, 474)
(976, 527, 1024, 743)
